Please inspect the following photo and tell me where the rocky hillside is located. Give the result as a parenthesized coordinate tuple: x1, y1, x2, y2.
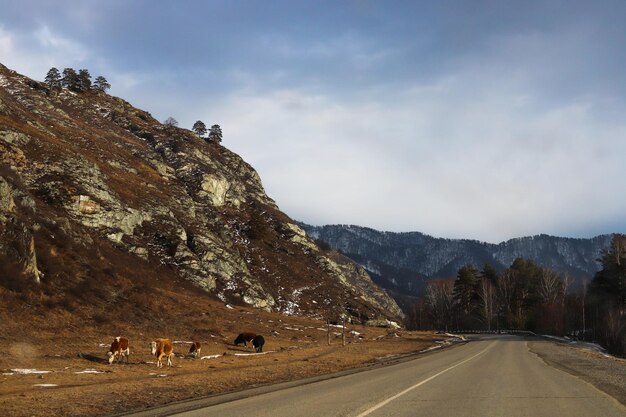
(0, 63, 403, 324)
(302, 223, 613, 308)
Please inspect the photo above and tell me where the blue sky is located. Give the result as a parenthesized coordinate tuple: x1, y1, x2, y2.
(1, 0, 625, 242)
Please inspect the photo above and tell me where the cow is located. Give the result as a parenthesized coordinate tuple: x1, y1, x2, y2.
(252, 335, 265, 353)
(234, 332, 256, 348)
(150, 338, 174, 368)
(107, 336, 130, 364)
(189, 341, 201, 358)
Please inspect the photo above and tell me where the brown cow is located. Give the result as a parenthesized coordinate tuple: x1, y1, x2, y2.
(234, 332, 256, 347)
(189, 341, 201, 358)
(150, 338, 174, 368)
(107, 336, 130, 364)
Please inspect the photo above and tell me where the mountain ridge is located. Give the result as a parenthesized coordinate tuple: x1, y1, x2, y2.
(300, 223, 613, 310)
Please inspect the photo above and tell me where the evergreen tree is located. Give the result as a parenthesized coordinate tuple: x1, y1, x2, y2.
(92, 76, 111, 92)
(44, 67, 62, 89)
(208, 124, 223, 143)
(453, 265, 479, 314)
(61, 68, 80, 91)
(78, 69, 92, 91)
(192, 120, 207, 137)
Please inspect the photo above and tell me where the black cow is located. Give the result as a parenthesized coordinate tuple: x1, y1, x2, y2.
(234, 332, 256, 347)
(252, 335, 265, 353)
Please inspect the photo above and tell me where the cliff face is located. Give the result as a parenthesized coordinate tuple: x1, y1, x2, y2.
(0, 64, 403, 322)
(302, 224, 613, 308)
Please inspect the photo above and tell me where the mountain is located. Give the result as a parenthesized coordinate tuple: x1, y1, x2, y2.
(301, 223, 613, 310)
(0, 63, 403, 323)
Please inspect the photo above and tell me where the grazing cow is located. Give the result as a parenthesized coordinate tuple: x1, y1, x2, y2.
(252, 335, 265, 353)
(150, 338, 174, 368)
(107, 336, 130, 364)
(189, 341, 201, 358)
(234, 332, 256, 348)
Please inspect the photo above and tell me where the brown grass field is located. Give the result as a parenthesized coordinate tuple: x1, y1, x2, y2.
(0, 292, 441, 417)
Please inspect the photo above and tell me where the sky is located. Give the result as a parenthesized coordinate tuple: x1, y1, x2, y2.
(1, 0, 625, 242)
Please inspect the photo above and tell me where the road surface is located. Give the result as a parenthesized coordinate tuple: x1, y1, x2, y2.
(144, 335, 626, 417)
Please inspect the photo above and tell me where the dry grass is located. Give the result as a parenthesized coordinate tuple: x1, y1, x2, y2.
(0, 296, 438, 417)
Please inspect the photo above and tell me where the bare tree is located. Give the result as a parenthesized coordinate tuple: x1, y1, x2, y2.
(478, 278, 496, 330)
(538, 269, 563, 305)
(163, 117, 178, 127)
(425, 279, 455, 331)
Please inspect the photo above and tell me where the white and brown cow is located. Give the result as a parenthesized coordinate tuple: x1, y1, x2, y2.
(189, 341, 201, 358)
(150, 338, 174, 368)
(107, 336, 130, 364)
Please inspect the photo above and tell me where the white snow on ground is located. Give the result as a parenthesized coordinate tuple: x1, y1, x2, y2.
(200, 355, 221, 360)
(225, 304, 234, 309)
(75, 369, 105, 374)
(0, 74, 9, 87)
(541, 335, 612, 358)
(9, 369, 50, 374)
(233, 351, 274, 356)
(444, 333, 467, 341)
(33, 384, 58, 387)
(284, 327, 303, 331)
(173, 341, 193, 344)
(420, 345, 443, 353)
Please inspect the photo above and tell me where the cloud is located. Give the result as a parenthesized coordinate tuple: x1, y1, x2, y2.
(0, 25, 88, 79)
(198, 60, 626, 242)
(2, 1, 625, 242)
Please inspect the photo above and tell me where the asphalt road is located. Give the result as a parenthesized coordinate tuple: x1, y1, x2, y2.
(155, 335, 626, 417)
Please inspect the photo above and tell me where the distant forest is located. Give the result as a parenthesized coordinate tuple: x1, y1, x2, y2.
(408, 234, 626, 356)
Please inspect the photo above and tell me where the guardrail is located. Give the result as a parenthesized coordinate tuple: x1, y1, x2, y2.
(446, 329, 537, 336)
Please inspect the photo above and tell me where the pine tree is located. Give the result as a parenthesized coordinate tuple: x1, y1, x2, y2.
(192, 120, 207, 137)
(78, 69, 92, 91)
(453, 265, 479, 314)
(61, 68, 80, 91)
(44, 67, 62, 89)
(208, 124, 223, 143)
(92, 76, 111, 92)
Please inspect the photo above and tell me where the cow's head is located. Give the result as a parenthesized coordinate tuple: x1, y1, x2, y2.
(107, 351, 115, 364)
(150, 341, 157, 355)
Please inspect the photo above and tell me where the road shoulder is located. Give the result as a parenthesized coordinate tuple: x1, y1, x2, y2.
(528, 339, 626, 407)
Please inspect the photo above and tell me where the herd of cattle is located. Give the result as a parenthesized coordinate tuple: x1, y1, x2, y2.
(107, 333, 265, 367)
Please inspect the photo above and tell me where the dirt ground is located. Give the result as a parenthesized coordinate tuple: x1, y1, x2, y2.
(0, 308, 441, 417)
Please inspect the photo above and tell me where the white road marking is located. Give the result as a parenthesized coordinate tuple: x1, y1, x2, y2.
(355, 341, 496, 417)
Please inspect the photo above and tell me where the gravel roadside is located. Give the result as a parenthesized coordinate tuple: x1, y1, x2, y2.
(528, 338, 626, 406)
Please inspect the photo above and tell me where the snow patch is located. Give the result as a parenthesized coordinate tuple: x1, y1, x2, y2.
(420, 345, 443, 353)
(10, 369, 50, 374)
(233, 351, 274, 356)
(33, 384, 58, 387)
(75, 369, 105, 374)
(200, 355, 221, 360)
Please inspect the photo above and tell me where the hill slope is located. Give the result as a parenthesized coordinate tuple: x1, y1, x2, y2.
(0, 63, 402, 324)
